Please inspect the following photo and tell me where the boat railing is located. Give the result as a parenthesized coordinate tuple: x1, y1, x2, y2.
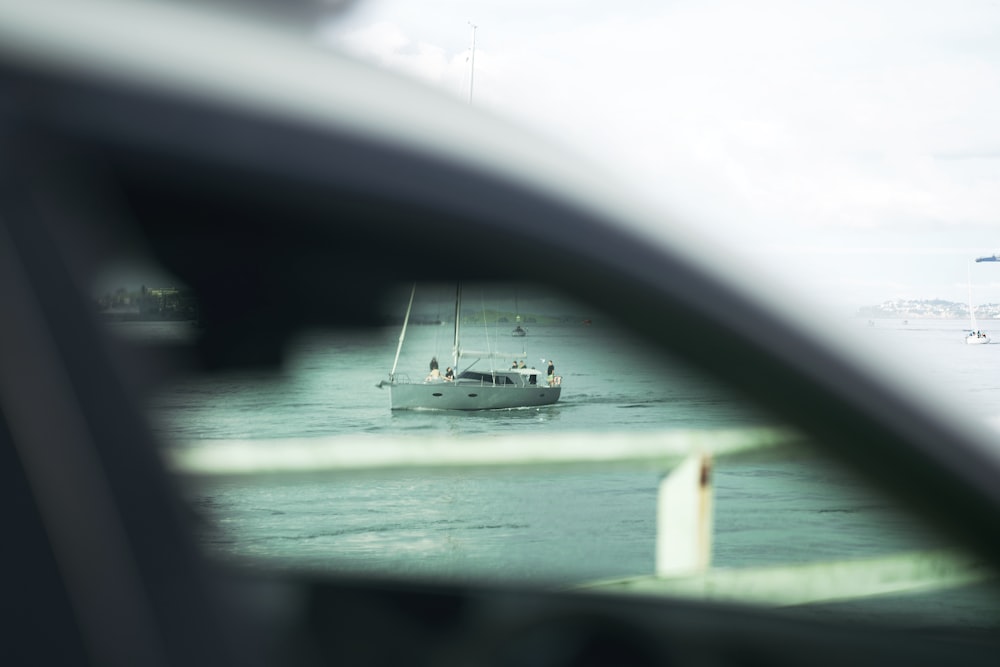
(166, 427, 989, 608)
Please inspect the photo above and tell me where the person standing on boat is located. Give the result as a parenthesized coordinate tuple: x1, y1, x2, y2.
(547, 360, 555, 386)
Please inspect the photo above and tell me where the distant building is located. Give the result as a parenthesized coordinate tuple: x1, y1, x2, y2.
(138, 286, 198, 321)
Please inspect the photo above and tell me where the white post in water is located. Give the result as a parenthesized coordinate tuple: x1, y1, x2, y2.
(656, 452, 714, 576)
(390, 284, 416, 380)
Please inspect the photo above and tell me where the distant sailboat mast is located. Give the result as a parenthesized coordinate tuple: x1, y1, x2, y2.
(966, 259, 990, 344)
(453, 283, 462, 370)
(455, 24, 473, 368)
(467, 22, 477, 104)
(968, 261, 978, 332)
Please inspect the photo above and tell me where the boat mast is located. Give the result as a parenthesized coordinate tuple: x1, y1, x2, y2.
(467, 22, 477, 104)
(453, 283, 462, 370)
(968, 261, 979, 333)
(390, 284, 416, 380)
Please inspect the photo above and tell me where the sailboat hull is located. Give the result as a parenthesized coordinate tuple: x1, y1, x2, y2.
(390, 381, 561, 410)
(966, 335, 990, 345)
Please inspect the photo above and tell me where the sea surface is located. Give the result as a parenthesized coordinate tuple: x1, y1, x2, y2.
(114, 316, 1000, 629)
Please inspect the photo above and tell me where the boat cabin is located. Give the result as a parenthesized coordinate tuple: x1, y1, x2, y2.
(458, 368, 541, 387)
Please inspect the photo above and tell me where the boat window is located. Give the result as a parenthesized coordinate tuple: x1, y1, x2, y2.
(93, 275, 1000, 635)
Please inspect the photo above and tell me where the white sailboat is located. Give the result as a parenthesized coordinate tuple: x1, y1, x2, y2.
(381, 284, 562, 410)
(966, 261, 990, 345)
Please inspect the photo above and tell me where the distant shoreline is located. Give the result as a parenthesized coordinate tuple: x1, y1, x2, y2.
(858, 299, 1000, 320)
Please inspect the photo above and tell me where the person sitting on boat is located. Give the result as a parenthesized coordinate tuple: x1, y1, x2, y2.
(444, 367, 455, 382)
(426, 356, 441, 381)
(511, 361, 519, 369)
(518, 360, 526, 369)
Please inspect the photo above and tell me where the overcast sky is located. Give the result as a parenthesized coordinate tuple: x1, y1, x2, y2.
(319, 0, 1000, 311)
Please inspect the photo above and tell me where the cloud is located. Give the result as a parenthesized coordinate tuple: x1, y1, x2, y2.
(319, 0, 1000, 305)
(331, 21, 467, 88)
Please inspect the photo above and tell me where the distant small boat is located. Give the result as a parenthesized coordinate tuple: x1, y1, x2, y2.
(512, 325, 527, 337)
(967, 330, 990, 345)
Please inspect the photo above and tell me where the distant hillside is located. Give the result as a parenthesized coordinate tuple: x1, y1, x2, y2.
(857, 299, 1000, 319)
